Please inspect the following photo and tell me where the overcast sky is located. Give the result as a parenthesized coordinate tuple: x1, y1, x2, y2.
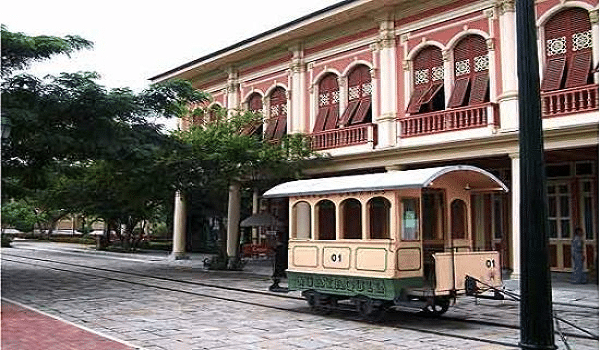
(3, 0, 341, 91)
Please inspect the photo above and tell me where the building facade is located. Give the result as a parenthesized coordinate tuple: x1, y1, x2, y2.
(152, 0, 599, 275)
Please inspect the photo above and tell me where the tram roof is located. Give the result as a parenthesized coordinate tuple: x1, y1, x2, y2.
(262, 165, 508, 198)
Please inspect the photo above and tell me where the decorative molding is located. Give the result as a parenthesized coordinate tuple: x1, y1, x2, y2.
(400, 34, 409, 43)
(484, 8, 495, 19)
(498, 0, 515, 15)
(590, 9, 599, 24)
(402, 60, 410, 71)
(486, 38, 495, 51)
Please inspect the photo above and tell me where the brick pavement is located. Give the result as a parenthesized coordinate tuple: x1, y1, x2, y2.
(1, 299, 137, 350)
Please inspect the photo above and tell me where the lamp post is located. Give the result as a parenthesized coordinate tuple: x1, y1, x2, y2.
(515, 0, 556, 349)
(1, 114, 11, 143)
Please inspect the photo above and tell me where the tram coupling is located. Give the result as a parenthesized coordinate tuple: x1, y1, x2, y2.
(465, 275, 506, 301)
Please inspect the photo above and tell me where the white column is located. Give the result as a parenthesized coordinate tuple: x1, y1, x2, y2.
(226, 181, 242, 260)
(590, 9, 599, 83)
(171, 191, 187, 260)
(289, 45, 307, 133)
(226, 68, 240, 115)
(498, 1, 519, 131)
(509, 153, 520, 279)
(375, 20, 398, 148)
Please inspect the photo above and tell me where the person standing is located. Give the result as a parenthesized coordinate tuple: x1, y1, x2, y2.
(571, 228, 587, 284)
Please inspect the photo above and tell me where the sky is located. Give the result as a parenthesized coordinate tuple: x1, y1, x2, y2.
(3, 0, 341, 128)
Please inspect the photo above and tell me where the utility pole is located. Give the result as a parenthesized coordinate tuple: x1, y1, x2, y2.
(515, 0, 556, 349)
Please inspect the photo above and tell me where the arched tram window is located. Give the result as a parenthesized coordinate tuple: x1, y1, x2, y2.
(401, 198, 420, 241)
(341, 198, 362, 239)
(451, 199, 468, 240)
(316, 200, 335, 240)
(292, 202, 311, 240)
(368, 197, 391, 239)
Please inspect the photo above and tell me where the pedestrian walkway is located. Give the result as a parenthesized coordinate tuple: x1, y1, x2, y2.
(1, 300, 138, 350)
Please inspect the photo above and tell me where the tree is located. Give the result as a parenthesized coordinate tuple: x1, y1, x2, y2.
(1, 25, 93, 77)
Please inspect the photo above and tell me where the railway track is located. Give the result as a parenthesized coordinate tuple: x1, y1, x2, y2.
(2, 251, 598, 348)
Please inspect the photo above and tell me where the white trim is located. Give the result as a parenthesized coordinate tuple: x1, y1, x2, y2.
(305, 37, 377, 64)
(264, 83, 289, 98)
(341, 60, 374, 77)
(406, 41, 445, 60)
(312, 68, 342, 86)
(242, 89, 265, 103)
(263, 165, 508, 198)
(239, 63, 290, 85)
(537, 2, 596, 27)
(446, 29, 491, 51)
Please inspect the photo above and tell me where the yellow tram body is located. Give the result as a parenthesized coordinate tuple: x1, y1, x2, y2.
(263, 165, 508, 314)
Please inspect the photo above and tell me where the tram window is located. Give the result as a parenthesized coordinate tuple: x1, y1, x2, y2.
(451, 199, 467, 239)
(401, 198, 420, 240)
(423, 191, 444, 240)
(341, 199, 362, 239)
(292, 202, 311, 240)
(317, 200, 336, 240)
(369, 197, 391, 239)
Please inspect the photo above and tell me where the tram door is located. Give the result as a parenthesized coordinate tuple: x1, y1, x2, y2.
(422, 189, 446, 285)
(471, 193, 510, 269)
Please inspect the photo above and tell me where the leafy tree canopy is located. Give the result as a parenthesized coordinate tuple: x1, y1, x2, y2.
(1, 25, 93, 77)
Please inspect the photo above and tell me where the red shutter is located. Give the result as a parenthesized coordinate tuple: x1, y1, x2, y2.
(421, 82, 444, 105)
(264, 119, 277, 140)
(565, 51, 592, 88)
(406, 86, 428, 113)
(469, 74, 489, 104)
(351, 99, 371, 124)
(448, 77, 470, 108)
(312, 107, 329, 132)
(324, 106, 339, 130)
(338, 100, 359, 126)
(273, 116, 287, 140)
(540, 56, 567, 91)
(248, 93, 263, 112)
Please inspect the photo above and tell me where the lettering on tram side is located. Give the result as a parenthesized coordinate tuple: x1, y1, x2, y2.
(292, 274, 386, 296)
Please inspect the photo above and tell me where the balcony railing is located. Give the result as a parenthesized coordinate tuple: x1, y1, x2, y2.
(399, 103, 497, 138)
(541, 84, 598, 118)
(311, 123, 377, 151)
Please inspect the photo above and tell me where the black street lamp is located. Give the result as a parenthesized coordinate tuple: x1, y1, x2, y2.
(516, 0, 556, 349)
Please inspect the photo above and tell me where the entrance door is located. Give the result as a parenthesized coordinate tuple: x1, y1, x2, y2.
(548, 181, 573, 270)
(422, 189, 446, 284)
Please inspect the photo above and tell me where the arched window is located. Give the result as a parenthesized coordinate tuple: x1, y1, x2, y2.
(313, 74, 340, 132)
(368, 197, 390, 239)
(292, 202, 311, 240)
(451, 199, 467, 239)
(339, 65, 372, 126)
(264, 87, 287, 141)
(448, 35, 490, 108)
(316, 200, 336, 240)
(207, 104, 224, 124)
(541, 8, 593, 91)
(341, 198, 362, 239)
(407, 46, 445, 114)
(243, 93, 263, 136)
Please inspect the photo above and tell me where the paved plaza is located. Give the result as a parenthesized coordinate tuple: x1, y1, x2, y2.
(2, 241, 598, 350)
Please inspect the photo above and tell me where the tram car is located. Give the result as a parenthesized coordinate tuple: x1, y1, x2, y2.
(263, 165, 508, 317)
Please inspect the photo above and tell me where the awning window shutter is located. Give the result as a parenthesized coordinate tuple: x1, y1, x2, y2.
(338, 100, 359, 126)
(447, 76, 470, 108)
(540, 56, 567, 91)
(421, 82, 444, 105)
(324, 107, 339, 130)
(469, 74, 489, 104)
(264, 119, 278, 140)
(565, 50, 592, 89)
(313, 107, 329, 133)
(350, 99, 371, 124)
(273, 116, 287, 140)
(406, 86, 428, 113)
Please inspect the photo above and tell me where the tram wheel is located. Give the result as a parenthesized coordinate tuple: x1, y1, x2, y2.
(421, 298, 450, 316)
(355, 297, 386, 322)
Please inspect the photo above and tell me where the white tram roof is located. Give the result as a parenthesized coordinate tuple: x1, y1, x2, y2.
(263, 165, 508, 198)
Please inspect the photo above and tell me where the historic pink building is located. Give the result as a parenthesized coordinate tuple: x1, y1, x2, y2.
(152, 0, 599, 275)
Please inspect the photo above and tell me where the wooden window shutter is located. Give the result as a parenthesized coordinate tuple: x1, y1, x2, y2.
(448, 77, 470, 108)
(264, 119, 278, 140)
(248, 93, 263, 112)
(324, 107, 339, 130)
(565, 51, 592, 88)
(338, 100, 359, 126)
(273, 116, 287, 140)
(469, 74, 489, 104)
(406, 86, 428, 113)
(351, 99, 371, 124)
(540, 56, 567, 91)
(421, 82, 444, 105)
(312, 107, 329, 133)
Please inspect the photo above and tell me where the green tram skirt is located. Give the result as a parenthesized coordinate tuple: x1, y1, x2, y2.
(287, 271, 424, 301)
